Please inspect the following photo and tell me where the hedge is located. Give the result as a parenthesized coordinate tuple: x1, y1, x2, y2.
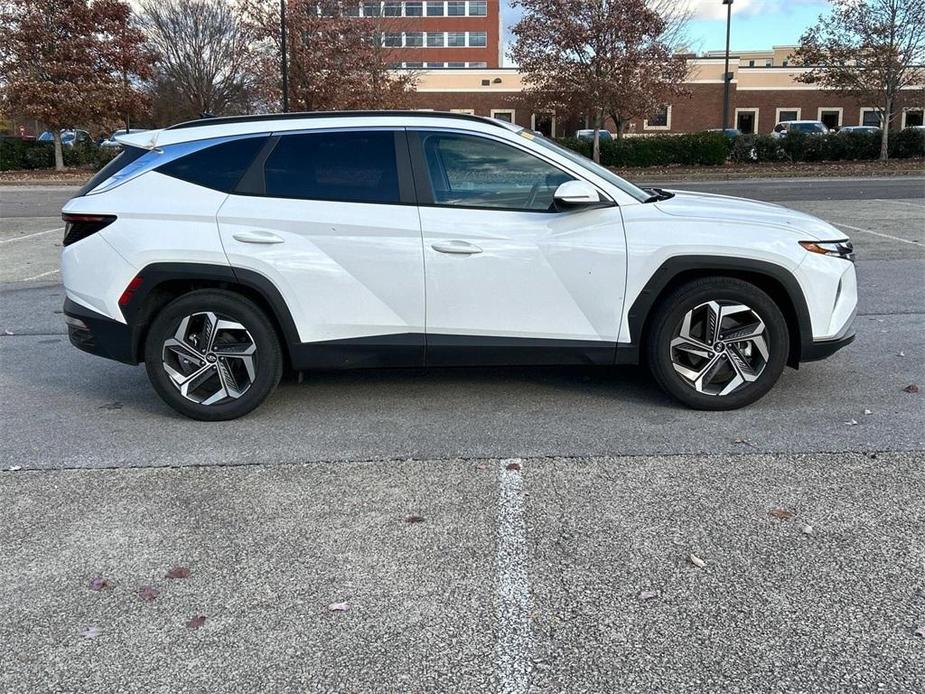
(0, 139, 119, 171)
(558, 132, 730, 167)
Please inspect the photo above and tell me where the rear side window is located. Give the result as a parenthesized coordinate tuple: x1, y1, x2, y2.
(157, 136, 268, 192)
(264, 131, 400, 204)
(77, 145, 147, 196)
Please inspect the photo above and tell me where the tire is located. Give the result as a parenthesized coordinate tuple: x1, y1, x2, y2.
(646, 277, 789, 410)
(143, 290, 283, 421)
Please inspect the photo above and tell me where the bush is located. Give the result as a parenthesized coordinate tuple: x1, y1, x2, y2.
(0, 138, 120, 171)
(890, 127, 925, 158)
(556, 132, 729, 168)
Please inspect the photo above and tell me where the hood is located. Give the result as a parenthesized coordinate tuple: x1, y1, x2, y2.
(654, 189, 842, 241)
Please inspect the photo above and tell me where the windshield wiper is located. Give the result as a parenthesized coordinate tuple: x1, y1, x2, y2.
(643, 187, 675, 203)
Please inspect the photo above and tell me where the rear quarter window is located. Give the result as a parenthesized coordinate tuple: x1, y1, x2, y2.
(156, 136, 269, 192)
(77, 145, 147, 197)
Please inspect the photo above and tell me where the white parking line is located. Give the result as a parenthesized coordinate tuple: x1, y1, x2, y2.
(20, 268, 60, 282)
(834, 223, 921, 246)
(873, 198, 925, 210)
(495, 458, 531, 694)
(0, 227, 63, 244)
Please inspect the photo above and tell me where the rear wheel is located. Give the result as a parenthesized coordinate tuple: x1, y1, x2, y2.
(144, 290, 282, 420)
(646, 277, 789, 410)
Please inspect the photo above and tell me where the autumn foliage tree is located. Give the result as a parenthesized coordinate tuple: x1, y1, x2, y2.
(795, 0, 925, 160)
(239, 0, 417, 112)
(510, 0, 689, 162)
(0, 0, 154, 170)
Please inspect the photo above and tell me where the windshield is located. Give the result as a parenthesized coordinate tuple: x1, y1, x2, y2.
(524, 130, 650, 202)
(792, 122, 827, 134)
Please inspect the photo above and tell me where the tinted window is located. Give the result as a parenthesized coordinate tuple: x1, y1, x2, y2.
(157, 136, 267, 192)
(264, 131, 400, 204)
(78, 145, 148, 196)
(420, 132, 573, 211)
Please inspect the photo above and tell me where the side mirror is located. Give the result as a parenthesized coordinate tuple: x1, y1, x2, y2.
(553, 180, 610, 210)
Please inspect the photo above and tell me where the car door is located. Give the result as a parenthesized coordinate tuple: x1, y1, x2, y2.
(217, 128, 425, 368)
(409, 129, 627, 366)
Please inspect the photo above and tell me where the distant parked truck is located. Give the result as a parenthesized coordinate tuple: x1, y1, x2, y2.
(575, 129, 614, 142)
(771, 120, 829, 138)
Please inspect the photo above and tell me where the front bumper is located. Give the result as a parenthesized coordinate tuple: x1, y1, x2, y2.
(64, 298, 137, 365)
(801, 308, 856, 362)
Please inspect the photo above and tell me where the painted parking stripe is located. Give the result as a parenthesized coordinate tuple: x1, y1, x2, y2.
(495, 458, 531, 694)
(835, 223, 921, 246)
(20, 268, 60, 282)
(0, 227, 63, 244)
(872, 198, 925, 210)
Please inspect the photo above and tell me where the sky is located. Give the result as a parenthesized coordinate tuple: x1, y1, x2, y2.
(501, 0, 830, 65)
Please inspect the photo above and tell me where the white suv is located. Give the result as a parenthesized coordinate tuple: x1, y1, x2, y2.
(61, 112, 857, 420)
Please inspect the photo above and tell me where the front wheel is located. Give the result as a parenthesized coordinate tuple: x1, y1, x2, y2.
(646, 277, 789, 410)
(144, 290, 282, 421)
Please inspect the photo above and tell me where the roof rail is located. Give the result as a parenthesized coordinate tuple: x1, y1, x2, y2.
(165, 110, 508, 131)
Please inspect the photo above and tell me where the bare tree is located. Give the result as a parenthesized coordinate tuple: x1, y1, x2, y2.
(141, 0, 256, 120)
(795, 0, 925, 160)
(510, 0, 689, 162)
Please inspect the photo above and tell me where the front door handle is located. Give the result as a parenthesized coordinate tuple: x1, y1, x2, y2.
(233, 231, 284, 244)
(431, 240, 483, 255)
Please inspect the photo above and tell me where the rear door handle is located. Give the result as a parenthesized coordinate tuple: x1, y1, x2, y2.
(233, 231, 284, 244)
(431, 240, 483, 255)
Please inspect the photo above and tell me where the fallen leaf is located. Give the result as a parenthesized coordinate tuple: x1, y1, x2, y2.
(845, 418, 859, 426)
(3, 329, 14, 336)
(8, 465, 22, 472)
(88, 576, 113, 591)
(639, 590, 659, 601)
(404, 515, 425, 524)
(328, 602, 350, 612)
(902, 384, 920, 394)
(186, 615, 206, 630)
(769, 508, 795, 521)
(165, 566, 190, 579)
(688, 553, 706, 569)
(138, 586, 159, 602)
(863, 409, 872, 415)
(505, 462, 522, 472)
(897, 351, 905, 358)
(915, 626, 925, 638)
(734, 438, 757, 448)
(801, 524, 814, 535)
(81, 626, 101, 639)
(475, 464, 488, 470)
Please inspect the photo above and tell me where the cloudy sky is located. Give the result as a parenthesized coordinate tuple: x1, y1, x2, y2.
(501, 0, 829, 64)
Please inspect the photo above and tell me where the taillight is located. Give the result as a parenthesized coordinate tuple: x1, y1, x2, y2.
(118, 275, 144, 306)
(62, 213, 116, 246)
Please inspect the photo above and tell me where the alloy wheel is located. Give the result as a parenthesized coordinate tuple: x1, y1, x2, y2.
(669, 300, 769, 397)
(161, 312, 257, 405)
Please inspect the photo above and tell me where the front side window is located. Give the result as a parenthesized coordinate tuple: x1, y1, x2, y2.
(264, 131, 400, 204)
(419, 132, 573, 211)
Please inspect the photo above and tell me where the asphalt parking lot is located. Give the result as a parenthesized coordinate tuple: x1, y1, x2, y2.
(1, 176, 923, 692)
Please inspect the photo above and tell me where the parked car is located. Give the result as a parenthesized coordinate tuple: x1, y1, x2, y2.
(100, 129, 150, 149)
(575, 129, 614, 142)
(37, 129, 94, 147)
(61, 112, 856, 420)
(771, 120, 829, 138)
(704, 128, 742, 139)
(837, 126, 881, 135)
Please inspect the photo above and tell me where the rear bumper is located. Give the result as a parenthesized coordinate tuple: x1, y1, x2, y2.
(64, 298, 137, 365)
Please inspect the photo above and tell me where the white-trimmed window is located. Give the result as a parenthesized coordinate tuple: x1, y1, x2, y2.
(447, 31, 466, 47)
(451, 108, 475, 115)
(405, 32, 423, 47)
(447, 61, 467, 68)
(383, 32, 403, 47)
(817, 107, 843, 130)
(469, 31, 487, 47)
(860, 108, 882, 127)
(383, 1, 402, 15)
(404, 1, 423, 15)
(447, 1, 465, 15)
(903, 108, 924, 128)
(531, 113, 556, 138)
(362, 1, 381, 16)
(734, 108, 759, 134)
(776, 107, 801, 124)
(490, 109, 515, 123)
(425, 1, 444, 15)
(643, 105, 671, 131)
(426, 32, 445, 47)
(469, 1, 487, 15)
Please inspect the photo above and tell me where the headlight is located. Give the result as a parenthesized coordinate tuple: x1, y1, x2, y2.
(799, 240, 855, 262)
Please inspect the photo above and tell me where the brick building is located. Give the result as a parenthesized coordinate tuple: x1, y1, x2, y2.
(407, 46, 925, 137)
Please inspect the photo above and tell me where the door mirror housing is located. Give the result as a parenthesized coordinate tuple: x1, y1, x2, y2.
(553, 180, 611, 210)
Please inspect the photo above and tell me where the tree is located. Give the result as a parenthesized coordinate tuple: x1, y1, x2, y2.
(141, 0, 257, 121)
(794, 0, 925, 160)
(239, 0, 417, 112)
(0, 0, 154, 170)
(509, 0, 689, 163)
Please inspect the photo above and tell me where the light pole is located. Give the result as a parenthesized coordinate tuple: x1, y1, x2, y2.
(721, 0, 733, 131)
(281, 0, 289, 113)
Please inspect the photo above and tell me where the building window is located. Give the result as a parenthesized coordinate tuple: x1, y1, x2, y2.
(447, 31, 466, 46)
(468, 61, 486, 68)
(404, 1, 423, 15)
(818, 108, 843, 130)
(735, 108, 759, 134)
(644, 105, 671, 130)
(383, 1, 402, 15)
(362, 1, 381, 16)
(425, 62, 445, 68)
(447, 1, 465, 15)
(748, 60, 755, 67)
(405, 32, 423, 47)
(383, 32, 402, 47)
(343, 2, 361, 16)
(776, 108, 800, 123)
(426, 32, 445, 47)
(765, 59, 772, 67)
(490, 109, 515, 123)
(387, 62, 402, 69)
(861, 108, 882, 127)
(903, 109, 924, 128)
(447, 61, 466, 68)
(469, 1, 487, 16)
(531, 113, 556, 138)
(469, 32, 487, 47)
(782, 59, 789, 67)
(404, 61, 423, 68)
(451, 108, 475, 114)
(426, 1, 444, 16)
